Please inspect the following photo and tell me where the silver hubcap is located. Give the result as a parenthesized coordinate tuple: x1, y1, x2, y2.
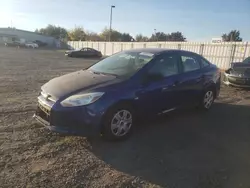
(204, 91, 214, 109)
(111, 110, 132, 137)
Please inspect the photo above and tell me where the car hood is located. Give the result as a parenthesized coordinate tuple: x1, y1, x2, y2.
(41, 70, 118, 100)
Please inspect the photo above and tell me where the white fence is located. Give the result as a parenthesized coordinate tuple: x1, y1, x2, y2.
(67, 41, 250, 69)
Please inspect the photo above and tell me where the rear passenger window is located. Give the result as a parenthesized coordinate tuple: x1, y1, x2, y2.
(87, 48, 94, 52)
(181, 55, 200, 72)
(201, 58, 210, 68)
(148, 54, 179, 77)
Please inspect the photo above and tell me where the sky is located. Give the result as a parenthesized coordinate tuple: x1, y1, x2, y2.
(0, 0, 249, 41)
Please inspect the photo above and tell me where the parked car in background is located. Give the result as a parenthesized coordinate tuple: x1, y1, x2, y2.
(65, 47, 102, 58)
(33, 40, 47, 47)
(4, 41, 25, 48)
(223, 56, 250, 88)
(34, 49, 221, 141)
(25, 42, 39, 48)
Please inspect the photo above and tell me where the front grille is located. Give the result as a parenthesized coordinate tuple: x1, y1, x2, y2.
(36, 91, 56, 122)
(36, 103, 51, 122)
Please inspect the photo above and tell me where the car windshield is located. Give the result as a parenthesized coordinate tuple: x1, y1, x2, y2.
(88, 51, 154, 77)
(242, 57, 250, 64)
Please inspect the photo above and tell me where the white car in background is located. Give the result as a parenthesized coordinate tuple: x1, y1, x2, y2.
(25, 42, 39, 48)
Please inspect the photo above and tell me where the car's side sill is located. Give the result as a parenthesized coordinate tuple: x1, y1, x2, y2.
(158, 108, 176, 115)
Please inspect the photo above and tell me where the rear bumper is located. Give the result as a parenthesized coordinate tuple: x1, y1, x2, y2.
(223, 73, 250, 88)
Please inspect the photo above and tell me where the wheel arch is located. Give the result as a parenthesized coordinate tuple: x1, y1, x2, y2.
(100, 99, 137, 132)
(204, 83, 217, 97)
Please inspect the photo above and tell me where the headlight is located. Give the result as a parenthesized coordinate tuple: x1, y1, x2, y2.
(60, 92, 104, 107)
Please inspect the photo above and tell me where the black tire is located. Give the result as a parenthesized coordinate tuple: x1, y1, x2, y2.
(101, 104, 134, 141)
(198, 88, 215, 110)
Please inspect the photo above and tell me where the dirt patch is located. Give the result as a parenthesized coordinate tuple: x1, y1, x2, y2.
(0, 47, 250, 188)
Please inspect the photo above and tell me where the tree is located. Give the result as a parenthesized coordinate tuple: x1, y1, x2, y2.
(149, 31, 186, 42)
(85, 31, 102, 41)
(135, 34, 149, 42)
(167, 32, 186, 41)
(150, 32, 167, 41)
(68, 27, 86, 41)
(35, 24, 68, 39)
(222, 30, 242, 42)
(99, 27, 122, 41)
(120, 33, 134, 42)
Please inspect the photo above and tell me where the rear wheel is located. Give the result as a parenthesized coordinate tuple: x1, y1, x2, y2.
(198, 89, 215, 110)
(102, 105, 134, 141)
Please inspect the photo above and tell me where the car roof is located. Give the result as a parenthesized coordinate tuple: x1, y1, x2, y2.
(123, 48, 196, 55)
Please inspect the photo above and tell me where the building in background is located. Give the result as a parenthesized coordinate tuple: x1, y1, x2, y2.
(0, 28, 58, 47)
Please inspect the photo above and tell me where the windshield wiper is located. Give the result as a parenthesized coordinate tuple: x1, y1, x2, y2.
(90, 70, 118, 77)
(91, 71, 101, 75)
(98, 72, 118, 77)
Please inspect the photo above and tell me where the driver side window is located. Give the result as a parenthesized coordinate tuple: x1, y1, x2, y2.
(148, 54, 179, 77)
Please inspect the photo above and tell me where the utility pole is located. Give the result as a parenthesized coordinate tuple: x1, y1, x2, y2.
(154, 29, 158, 42)
(109, 5, 115, 42)
(230, 33, 233, 42)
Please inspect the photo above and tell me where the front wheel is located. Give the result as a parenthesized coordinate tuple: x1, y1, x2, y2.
(102, 105, 134, 141)
(198, 89, 215, 110)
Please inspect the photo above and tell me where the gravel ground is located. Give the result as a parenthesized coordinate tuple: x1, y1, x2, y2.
(0, 47, 250, 188)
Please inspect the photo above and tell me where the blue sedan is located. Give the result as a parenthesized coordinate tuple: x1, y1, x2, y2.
(34, 49, 221, 140)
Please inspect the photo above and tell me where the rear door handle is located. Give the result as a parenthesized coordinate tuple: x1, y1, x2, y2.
(137, 89, 146, 95)
(162, 81, 181, 92)
(197, 75, 205, 83)
(173, 80, 181, 87)
(162, 87, 169, 91)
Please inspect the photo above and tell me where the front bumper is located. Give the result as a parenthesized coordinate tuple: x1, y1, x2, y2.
(33, 114, 98, 135)
(34, 95, 103, 136)
(223, 73, 250, 88)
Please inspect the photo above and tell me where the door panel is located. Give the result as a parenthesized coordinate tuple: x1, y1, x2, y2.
(136, 74, 181, 115)
(177, 70, 203, 105)
(79, 48, 88, 57)
(135, 52, 182, 115)
(178, 52, 204, 106)
(87, 49, 95, 57)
